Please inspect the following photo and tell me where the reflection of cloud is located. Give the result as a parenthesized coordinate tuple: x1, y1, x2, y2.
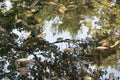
(102, 66, 120, 79)
(43, 16, 101, 43)
(76, 25, 89, 39)
(12, 29, 31, 45)
(4, 0, 12, 11)
(3, 60, 10, 73)
(44, 19, 88, 43)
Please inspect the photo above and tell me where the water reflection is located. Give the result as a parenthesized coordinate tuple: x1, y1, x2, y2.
(43, 19, 120, 79)
(0, 20, 120, 79)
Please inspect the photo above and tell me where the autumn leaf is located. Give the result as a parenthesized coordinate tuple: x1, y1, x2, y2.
(16, 19, 22, 23)
(28, 59, 33, 65)
(79, 20, 85, 24)
(95, 46, 109, 50)
(81, 60, 89, 64)
(30, 0, 39, 8)
(25, 11, 33, 17)
(85, 76, 93, 80)
(26, 13, 33, 17)
(31, 9, 36, 12)
(36, 33, 46, 38)
(59, 4, 68, 14)
(64, 48, 73, 53)
(18, 67, 29, 75)
(75, 47, 83, 51)
(109, 72, 115, 79)
(0, 26, 4, 31)
(46, 2, 57, 6)
(16, 58, 28, 62)
(99, 39, 109, 46)
(110, 40, 120, 48)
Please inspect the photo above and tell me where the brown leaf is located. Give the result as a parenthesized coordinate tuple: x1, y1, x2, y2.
(16, 58, 28, 62)
(28, 59, 33, 65)
(99, 39, 109, 46)
(16, 19, 22, 23)
(59, 4, 68, 13)
(95, 46, 109, 50)
(36, 34, 46, 38)
(26, 13, 33, 17)
(18, 67, 29, 75)
(64, 48, 73, 53)
(0, 26, 4, 31)
(75, 47, 83, 51)
(81, 60, 88, 64)
(46, 2, 57, 6)
(109, 72, 115, 79)
(110, 40, 120, 48)
(30, 0, 39, 8)
(25, 11, 33, 17)
(31, 9, 36, 12)
(85, 76, 93, 80)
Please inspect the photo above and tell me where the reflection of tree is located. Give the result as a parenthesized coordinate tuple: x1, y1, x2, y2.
(0, 0, 120, 79)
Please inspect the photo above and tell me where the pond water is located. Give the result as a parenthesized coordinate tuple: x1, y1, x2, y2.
(0, 18, 120, 80)
(43, 19, 120, 79)
(0, 0, 120, 80)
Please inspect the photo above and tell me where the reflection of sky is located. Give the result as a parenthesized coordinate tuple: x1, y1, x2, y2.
(11, 15, 120, 80)
(4, 0, 12, 10)
(44, 16, 100, 43)
(43, 20, 72, 43)
(3, 0, 120, 79)
(43, 17, 120, 79)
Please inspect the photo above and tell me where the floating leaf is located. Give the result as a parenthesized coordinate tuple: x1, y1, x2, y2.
(0, 26, 4, 31)
(99, 39, 109, 46)
(18, 67, 29, 75)
(109, 72, 115, 79)
(58, 21, 63, 24)
(16, 58, 28, 62)
(81, 60, 89, 64)
(25, 11, 33, 17)
(67, 4, 77, 9)
(31, 9, 36, 12)
(26, 13, 33, 17)
(46, 2, 57, 6)
(64, 48, 73, 53)
(75, 47, 83, 51)
(95, 46, 109, 50)
(85, 76, 93, 80)
(36, 33, 46, 38)
(30, 0, 39, 8)
(16, 19, 22, 23)
(79, 20, 85, 24)
(59, 4, 67, 13)
(28, 59, 33, 65)
(110, 40, 120, 48)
